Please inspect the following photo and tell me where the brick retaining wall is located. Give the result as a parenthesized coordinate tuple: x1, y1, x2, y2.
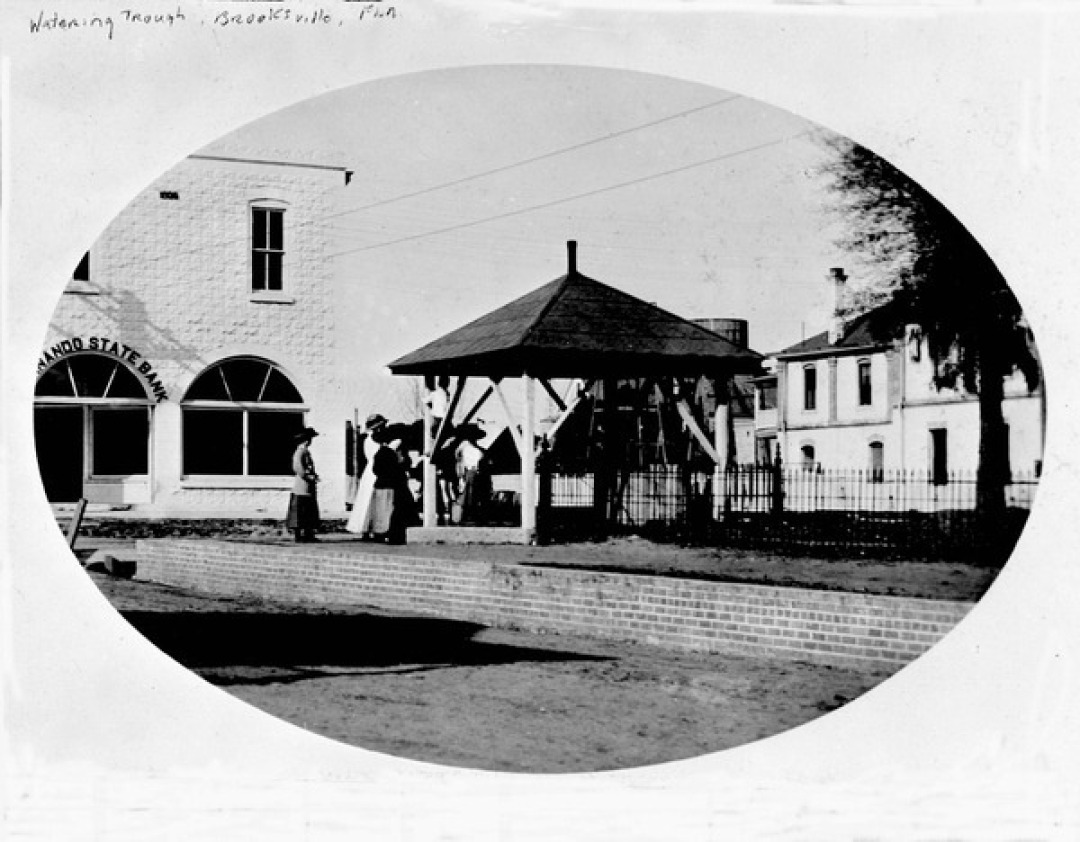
(135, 539, 973, 670)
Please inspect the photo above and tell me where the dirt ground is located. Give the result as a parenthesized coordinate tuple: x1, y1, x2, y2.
(88, 565, 898, 774)
(78, 531, 1001, 773)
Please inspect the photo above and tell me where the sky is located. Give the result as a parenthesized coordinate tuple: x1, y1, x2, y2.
(206, 65, 852, 414)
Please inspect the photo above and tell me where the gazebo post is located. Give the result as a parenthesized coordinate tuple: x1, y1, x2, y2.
(520, 373, 537, 542)
(422, 379, 438, 527)
(714, 376, 731, 520)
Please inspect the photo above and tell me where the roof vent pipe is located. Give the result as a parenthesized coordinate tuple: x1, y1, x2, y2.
(567, 240, 577, 275)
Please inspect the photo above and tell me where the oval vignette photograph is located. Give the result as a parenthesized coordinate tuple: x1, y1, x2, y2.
(34, 65, 1044, 774)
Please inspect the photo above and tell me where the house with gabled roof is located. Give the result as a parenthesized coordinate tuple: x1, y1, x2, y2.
(753, 269, 1044, 482)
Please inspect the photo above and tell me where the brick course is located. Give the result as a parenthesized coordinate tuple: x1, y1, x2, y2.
(135, 539, 972, 669)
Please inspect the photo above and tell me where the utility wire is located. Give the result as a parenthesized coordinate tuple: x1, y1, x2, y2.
(330, 130, 813, 259)
(320, 94, 743, 220)
(83, 95, 750, 275)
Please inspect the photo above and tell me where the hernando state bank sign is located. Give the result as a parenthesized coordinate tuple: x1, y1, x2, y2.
(37, 336, 169, 402)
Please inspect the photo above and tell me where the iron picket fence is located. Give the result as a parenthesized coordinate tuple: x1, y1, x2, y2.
(541, 463, 1039, 561)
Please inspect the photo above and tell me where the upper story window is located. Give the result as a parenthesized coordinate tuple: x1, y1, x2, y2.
(907, 325, 923, 361)
(803, 365, 817, 411)
(251, 206, 285, 293)
(858, 359, 873, 406)
(66, 251, 98, 295)
(757, 381, 777, 411)
(74, 252, 90, 282)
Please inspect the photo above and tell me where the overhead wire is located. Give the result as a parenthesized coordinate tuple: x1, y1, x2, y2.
(89, 102, 819, 276)
(93, 95, 748, 275)
(319, 94, 744, 220)
(329, 129, 814, 259)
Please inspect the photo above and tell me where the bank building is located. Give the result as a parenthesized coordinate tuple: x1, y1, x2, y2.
(33, 153, 354, 517)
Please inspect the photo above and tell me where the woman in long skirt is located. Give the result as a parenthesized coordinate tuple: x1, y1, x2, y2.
(286, 427, 321, 542)
(345, 413, 387, 536)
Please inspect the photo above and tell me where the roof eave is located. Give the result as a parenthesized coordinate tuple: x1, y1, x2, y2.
(389, 348, 764, 380)
(775, 340, 893, 361)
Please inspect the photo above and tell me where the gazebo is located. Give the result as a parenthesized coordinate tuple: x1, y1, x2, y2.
(388, 241, 763, 542)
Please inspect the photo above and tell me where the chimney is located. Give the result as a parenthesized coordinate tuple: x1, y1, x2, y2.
(567, 240, 577, 275)
(828, 267, 847, 344)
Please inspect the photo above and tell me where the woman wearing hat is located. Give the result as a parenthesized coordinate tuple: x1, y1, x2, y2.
(344, 413, 387, 536)
(286, 427, 321, 543)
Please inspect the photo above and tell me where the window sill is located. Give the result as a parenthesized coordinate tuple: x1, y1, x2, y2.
(250, 291, 295, 304)
(64, 281, 101, 296)
(181, 475, 293, 490)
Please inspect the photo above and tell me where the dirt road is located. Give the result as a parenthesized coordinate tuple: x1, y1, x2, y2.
(91, 570, 898, 774)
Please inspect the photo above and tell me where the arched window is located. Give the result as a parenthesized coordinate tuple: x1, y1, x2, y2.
(182, 358, 305, 476)
(35, 353, 148, 400)
(800, 443, 816, 470)
(869, 440, 884, 482)
(34, 353, 153, 501)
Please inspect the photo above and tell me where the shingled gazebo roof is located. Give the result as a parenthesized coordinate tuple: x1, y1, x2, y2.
(388, 243, 763, 380)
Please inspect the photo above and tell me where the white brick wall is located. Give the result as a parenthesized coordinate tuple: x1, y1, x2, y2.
(39, 156, 352, 516)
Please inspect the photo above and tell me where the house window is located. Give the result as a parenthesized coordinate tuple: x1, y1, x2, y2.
(757, 381, 777, 411)
(907, 325, 922, 361)
(251, 207, 285, 292)
(858, 359, 872, 406)
(801, 443, 816, 470)
(182, 358, 305, 476)
(930, 428, 948, 485)
(869, 440, 884, 482)
(803, 365, 817, 411)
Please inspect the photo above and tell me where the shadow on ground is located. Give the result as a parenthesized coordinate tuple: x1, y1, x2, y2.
(119, 610, 611, 687)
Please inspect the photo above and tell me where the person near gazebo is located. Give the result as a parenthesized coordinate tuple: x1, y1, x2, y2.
(345, 413, 388, 537)
(369, 424, 415, 544)
(286, 427, 321, 543)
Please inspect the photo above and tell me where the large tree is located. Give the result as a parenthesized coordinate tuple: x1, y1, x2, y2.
(820, 137, 1041, 521)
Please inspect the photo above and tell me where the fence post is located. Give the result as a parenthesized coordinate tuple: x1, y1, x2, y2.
(66, 497, 88, 550)
(722, 464, 733, 522)
(771, 450, 784, 518)
(345, 415, 358, 511)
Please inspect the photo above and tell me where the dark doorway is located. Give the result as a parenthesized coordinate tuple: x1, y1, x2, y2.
(930, 428, 949, 486)
(35, 406, 84, 501)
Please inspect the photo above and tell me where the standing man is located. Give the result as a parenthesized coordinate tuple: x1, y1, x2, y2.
(286, 427, 321, 543)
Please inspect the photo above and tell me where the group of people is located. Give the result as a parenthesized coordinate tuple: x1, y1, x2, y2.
(285, 409, 491, 545)
(344, 412, 416, 544)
